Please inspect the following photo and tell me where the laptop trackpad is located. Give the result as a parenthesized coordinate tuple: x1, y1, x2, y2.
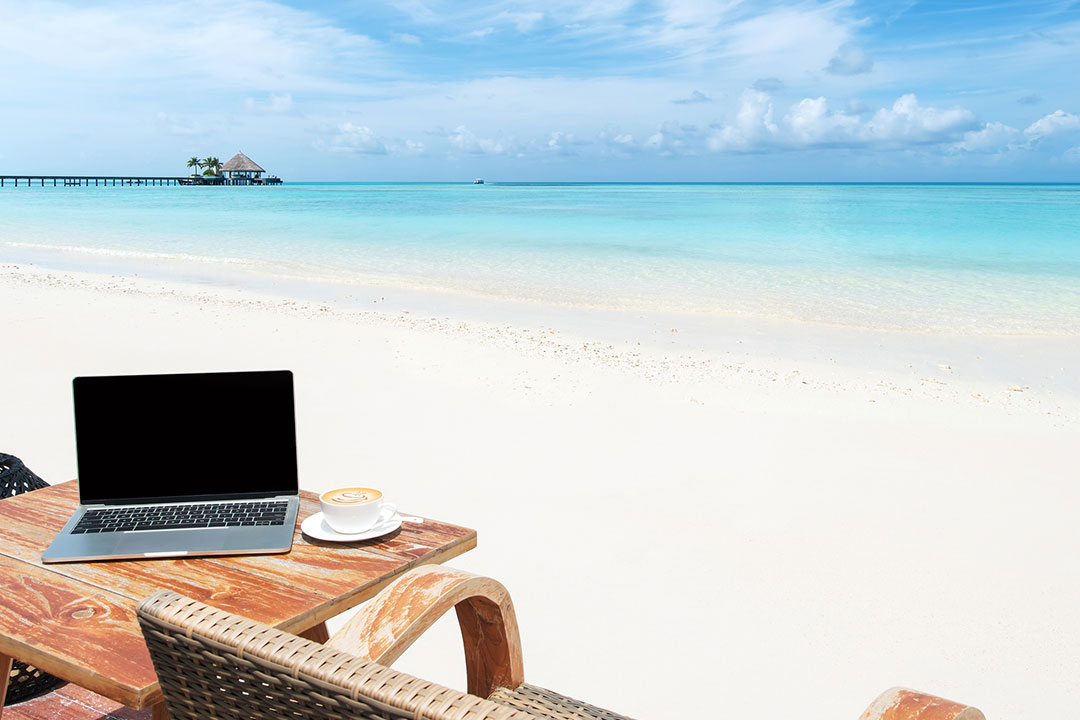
(114, 530, 228, 556)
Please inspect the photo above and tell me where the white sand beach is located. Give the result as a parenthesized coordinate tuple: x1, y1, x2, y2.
(2, 262, 1077, 719)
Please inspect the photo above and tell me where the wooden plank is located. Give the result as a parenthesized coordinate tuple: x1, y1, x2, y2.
(212, 539, 417, 631)
(4, 482, 473, 565)
(0, 555, 158, 709)
(0, 480, 476, 707)
(1, 653, 11, 720)
(214, 495, 477, 628)
(0, 482, 80, 522)
(0, 480, 473, 631)
(296, 493, 477, 563)
(0, 513, 325, 628)
(0, 488, 330, 629)
(298, 622, 329, 644)
(1, 684, 153, 719)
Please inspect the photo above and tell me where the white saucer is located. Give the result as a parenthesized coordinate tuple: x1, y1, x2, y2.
(301, 512, 403, 543)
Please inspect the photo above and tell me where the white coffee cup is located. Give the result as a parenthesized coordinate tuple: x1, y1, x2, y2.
(319, 486, 397, 535)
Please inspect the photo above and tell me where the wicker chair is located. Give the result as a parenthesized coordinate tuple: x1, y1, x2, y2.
(137, 565, 985, 720)
(0, 453, 68, 705)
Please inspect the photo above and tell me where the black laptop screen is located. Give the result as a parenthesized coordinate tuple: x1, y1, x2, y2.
(73, 370, 298, 505)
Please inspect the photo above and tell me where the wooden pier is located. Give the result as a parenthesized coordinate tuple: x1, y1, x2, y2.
(0, 175, 184, 187)
(0, 175, 282, 187)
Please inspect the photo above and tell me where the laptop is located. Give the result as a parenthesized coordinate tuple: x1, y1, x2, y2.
(42, 370, 301, 563)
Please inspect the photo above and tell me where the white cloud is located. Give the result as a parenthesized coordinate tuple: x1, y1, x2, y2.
(463, 27, 496, 40)
(642, 122, 700, 155)
(571, 0, 635, 20)
(546, 131, 582, 154)
(864, 94, 976, 144)
(496, 11, 544, 33)
(784, 97, 861, 144)
(707, 92, 978, 153)
(649, 0, 736, 53)
(657, 0, 734, 29)
(320, 123, 388, 155)
(447, 125, 508, 155)
(951, 122, 1022, 153)
(1024, 110, 1080, 139)
(596, 130, 639, 154)
(718, 4, 855, 78)
(825, 42, 873, 75)
(610, 0, 862, 90)
(0, 0, 385, 93)
(389, 0, 439, 23)
(707, 90, 777, 151)
(315, 124, 425, 157)
(391, 32, 421, 44)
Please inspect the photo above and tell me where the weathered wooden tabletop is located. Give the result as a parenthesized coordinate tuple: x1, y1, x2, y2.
(0, 481, 476, 716)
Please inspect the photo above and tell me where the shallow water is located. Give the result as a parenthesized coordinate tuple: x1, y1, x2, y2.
(2, 182, 1078, 334)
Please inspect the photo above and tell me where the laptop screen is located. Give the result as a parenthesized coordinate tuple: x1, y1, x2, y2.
(73, 370, 298, 505)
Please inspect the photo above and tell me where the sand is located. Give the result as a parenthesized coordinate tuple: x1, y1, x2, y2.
(1, 262, 1077, 719)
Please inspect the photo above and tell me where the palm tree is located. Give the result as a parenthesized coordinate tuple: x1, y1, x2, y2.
(186, 156, 201, 175)
(202, 157, 222, 176)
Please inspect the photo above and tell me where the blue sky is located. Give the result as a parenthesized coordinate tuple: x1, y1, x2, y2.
(1, 0, 1078, 181)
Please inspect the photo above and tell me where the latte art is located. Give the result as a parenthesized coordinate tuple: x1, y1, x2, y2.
(318, 486, 395, 535)
(323, 487, 381, 506)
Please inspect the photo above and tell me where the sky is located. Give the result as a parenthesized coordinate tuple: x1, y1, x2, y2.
(1, 0, 1079, 181)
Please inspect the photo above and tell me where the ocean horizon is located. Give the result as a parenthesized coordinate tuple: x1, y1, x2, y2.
(3, 182, 1078, 335)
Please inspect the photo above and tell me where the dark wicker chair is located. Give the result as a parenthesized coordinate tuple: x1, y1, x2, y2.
(0, 453, 68, 705)
(136, 565, 985, 720)
(0, 452, 49, 499)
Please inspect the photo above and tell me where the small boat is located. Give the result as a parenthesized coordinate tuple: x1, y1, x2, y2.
(473, 178, 484, 184)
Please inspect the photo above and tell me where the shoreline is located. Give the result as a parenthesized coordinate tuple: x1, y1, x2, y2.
(5, 180, 1080, 338)
(4, 260, 1077, 426)
(8, 239, 1077, 336)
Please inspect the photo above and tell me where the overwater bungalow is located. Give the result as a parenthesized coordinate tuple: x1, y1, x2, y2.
(218, 152, 282, 185)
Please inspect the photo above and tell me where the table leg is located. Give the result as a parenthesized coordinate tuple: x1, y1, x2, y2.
(298, 622, 329, 644)
(0, 653, 11, 719)
(151, 700, 171, 719)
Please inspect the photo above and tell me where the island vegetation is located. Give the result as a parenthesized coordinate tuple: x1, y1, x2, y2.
(186, 156, 222, 177)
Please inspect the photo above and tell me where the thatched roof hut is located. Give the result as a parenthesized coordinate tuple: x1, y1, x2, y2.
(221, 152, 265, 177)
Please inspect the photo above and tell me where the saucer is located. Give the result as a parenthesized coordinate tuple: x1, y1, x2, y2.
(301, 512, 403, 543)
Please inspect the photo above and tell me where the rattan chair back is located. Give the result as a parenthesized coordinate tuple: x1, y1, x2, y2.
(0, 452, 67, 705)
(137, 590, 534, 720)
(0, 452, 49, 499)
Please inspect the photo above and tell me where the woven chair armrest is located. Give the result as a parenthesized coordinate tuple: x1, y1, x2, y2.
(137, 590, 533, 720)
(327, 565, 525, 699)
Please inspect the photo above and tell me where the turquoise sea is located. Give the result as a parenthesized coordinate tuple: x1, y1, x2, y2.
(2, 183, 1078, 334)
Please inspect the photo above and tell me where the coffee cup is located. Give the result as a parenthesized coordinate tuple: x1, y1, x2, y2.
(319, 487, 397, 535)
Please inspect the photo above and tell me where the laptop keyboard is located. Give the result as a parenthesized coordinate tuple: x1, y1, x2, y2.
(72, 501, 289, 534)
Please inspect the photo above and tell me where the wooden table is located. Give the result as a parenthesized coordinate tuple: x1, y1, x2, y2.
(0, 481, 476, 719)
